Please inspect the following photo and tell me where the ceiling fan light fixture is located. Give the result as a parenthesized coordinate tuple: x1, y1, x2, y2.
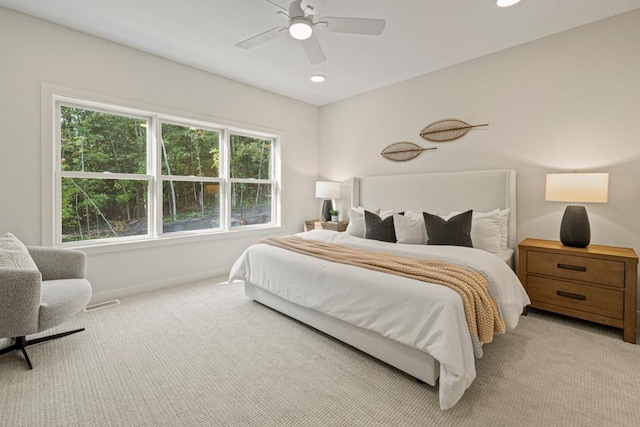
(289, 17, 313, 40)
(310, 75, 325, 83)
(496, 0, 521, 7)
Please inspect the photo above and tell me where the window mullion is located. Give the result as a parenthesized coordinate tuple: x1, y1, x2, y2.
(160, 175, 223, 183)
(58, 171, 152, 181)
(229, 178, 275, 185)
(152, 115, 162, 238)
(272, 136, 280, 228)
(221, 128, 230, 231)
(54, 101, 62, 245)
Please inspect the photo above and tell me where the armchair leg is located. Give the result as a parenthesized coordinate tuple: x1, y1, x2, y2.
(0, 328, 85, 370)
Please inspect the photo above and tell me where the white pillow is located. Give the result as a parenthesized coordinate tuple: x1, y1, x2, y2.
(444, 209, 502, 255)
(345, 207, 380, 238)
(0, 232, 38, 270)
(393, 212, 427, 245)
(498, 208, 510, 250)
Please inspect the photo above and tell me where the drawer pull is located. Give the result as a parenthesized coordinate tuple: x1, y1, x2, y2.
(557, 263, 586, 272)
(557, 290, 586, 301)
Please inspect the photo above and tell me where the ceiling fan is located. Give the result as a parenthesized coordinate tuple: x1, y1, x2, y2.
(236, 0, 386, 65)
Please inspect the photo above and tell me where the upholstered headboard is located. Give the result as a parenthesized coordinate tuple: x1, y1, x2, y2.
(351, 169, 517, 251)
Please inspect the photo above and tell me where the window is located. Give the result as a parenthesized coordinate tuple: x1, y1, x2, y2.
(229, 134, 274, 227)
(55, 98, 279, 246)
(160, 123, 222, 234)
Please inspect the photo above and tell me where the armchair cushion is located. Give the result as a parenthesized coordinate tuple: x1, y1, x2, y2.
(0, 268, 42, 337)
(39, 279, 92, 331)
(0, 233, 38, 271)
(27, 246, 86, 281)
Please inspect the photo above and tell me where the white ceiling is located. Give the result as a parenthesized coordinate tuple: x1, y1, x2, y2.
(2, 0, 640, 106)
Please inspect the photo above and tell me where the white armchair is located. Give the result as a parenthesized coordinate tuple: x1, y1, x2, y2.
(0, 233, 92, 369)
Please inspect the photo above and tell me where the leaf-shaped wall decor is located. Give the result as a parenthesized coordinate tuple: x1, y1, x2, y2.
(381, 142, 437, 162)
(419, 119, 488, 142)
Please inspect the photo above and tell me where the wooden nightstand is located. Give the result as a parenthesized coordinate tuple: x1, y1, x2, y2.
(304, 219, 348, 232)
(518, 238, 638, 344)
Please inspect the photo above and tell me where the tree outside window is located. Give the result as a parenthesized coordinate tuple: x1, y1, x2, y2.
(229, 134, 273, 227)
(57, 102, 278, 245)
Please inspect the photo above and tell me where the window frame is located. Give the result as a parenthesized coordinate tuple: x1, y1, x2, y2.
(228, 130, 278, 230)
(156, 119, 225, 236)
(43, 85, 281, 251)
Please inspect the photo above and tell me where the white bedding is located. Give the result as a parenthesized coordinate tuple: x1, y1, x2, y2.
(229, 230, 530, 409)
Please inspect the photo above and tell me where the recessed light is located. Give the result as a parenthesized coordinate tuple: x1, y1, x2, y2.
(497, 0, 521, 7)
(310, 75, 326, 83)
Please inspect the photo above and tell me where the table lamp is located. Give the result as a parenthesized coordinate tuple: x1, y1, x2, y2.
(315, 181, 340, 222)
(545, 172, 608, 248)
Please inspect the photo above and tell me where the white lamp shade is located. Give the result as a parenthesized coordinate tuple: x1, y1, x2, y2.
(545, 173, 609, 203)
(315, 181, 340, 199)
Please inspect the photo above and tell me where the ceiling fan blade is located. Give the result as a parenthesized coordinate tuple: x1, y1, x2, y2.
(300, 0, 326, 15)
(300, 33, 326, 64)
(319, 17, 386, 35)
(265, 0, 287, 13)
(236, 27, 286, 49)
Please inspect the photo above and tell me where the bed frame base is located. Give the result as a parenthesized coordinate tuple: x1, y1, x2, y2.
(245, 282, 440, 386)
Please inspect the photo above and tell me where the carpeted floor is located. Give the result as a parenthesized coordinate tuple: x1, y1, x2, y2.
(1, 277, 638, 427)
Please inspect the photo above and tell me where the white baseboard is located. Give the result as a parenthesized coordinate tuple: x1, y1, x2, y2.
(89, 268, 230, 304)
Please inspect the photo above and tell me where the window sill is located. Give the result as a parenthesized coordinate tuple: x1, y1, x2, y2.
(60, 225, 282, 255)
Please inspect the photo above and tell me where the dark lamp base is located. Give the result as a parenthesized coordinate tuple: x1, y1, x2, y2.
(560, 205, 590, 248)
(321, 199, 333, 222)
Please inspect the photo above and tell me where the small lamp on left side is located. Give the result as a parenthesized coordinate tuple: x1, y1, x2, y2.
(315, 181, 340, 222)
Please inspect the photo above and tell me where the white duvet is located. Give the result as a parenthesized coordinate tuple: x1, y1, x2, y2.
(229, 230, 530, 410)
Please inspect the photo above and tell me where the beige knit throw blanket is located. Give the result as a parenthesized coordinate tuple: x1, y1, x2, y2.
(260, 236, 506, 344)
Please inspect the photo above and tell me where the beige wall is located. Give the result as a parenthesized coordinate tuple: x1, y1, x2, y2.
(2, 6, 639, 311)
(319, 10, 640, 312)
(320, 10, 640, 247)
(0, 7, 320, 302)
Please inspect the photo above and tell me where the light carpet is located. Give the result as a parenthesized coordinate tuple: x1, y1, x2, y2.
(1, 277, 638, 427)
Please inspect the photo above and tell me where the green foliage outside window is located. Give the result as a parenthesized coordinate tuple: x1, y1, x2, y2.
(161, 123, 219, 177)
(229, 134, 273, 227)
(60, 107, 147, 241)
(160, 123, 220, 228)
(230, 134, 271, 179)
(59, 105, 276, 243)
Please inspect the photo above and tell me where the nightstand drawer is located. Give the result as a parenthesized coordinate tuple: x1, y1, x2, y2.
(527, 250, 625, 288)
(527, 276, 623, 319)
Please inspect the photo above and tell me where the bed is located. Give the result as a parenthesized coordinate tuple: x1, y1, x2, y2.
(229, 169, 530, 409)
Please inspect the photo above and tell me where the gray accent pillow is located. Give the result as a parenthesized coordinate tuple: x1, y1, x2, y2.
(423, 210, 473, 247)
(0, 232, 38, 270)
(365, 210, 396, 243)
